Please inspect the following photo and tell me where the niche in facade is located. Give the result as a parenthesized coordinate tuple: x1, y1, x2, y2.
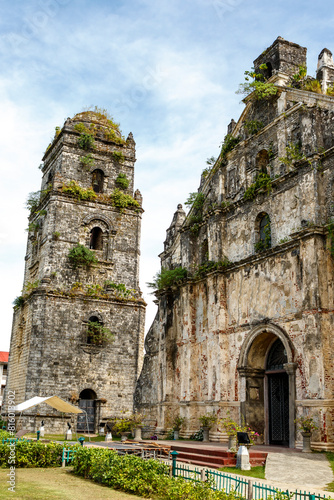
(255, 212, 271, 252)
(92, 169, 104, 193)
(256, 150, 270, 174)
(90, 227, 103, 250)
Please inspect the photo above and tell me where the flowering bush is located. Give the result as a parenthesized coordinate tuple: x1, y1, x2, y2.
(295, 416, 318, 433)
(219, 413, 259, 444)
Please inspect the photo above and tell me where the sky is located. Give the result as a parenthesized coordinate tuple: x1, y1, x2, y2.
(0, 0, 333, 351)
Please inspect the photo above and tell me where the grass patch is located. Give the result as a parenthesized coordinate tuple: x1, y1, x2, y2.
(0, 467, 145, 499)
(218, 465, 265, 479)
(326, 452, 334, 492)
(24, 433, 114, 443)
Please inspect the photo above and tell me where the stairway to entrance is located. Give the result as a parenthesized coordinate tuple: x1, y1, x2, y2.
(170, 443, 268, 469)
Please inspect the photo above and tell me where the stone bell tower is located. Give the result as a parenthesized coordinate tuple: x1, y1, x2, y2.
(4, 110, 146, 432)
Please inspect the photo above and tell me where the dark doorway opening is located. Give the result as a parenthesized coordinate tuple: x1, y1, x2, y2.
(77, 388, 96, 432)
(266, 338, 289, 445)
(268, 373, 289, 445)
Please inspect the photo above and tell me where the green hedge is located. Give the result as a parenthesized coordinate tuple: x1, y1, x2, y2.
(0, 430, 12, 440)
(0, 441, 78, 468)
(72, 447, 244, 499)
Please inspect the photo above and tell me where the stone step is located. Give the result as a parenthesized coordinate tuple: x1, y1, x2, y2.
(171, 445, 267, 469)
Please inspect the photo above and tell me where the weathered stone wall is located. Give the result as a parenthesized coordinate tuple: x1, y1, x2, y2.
(135, 38, 334, 449)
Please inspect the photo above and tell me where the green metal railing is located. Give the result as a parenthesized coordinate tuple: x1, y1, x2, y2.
(169, 452, 329, 500)
(207, 469, 248, 495)
(1, 438, 30, 444)
(62, 448, 78, 466)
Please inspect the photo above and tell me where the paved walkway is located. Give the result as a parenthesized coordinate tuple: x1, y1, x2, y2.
(265, 452, 334, 495)
(86, 439, 334, 496)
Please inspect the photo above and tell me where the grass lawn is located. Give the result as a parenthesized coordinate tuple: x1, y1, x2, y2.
(24, 433, 119, 443)
(0, 467, 146, 500)
(218, 465, 265, 479)
(326, 452, 334, 492)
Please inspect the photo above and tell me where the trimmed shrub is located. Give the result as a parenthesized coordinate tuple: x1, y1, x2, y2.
(72, 447, 169, 497)
(72, 447, 242, 499)
(0, 441, 78, 468)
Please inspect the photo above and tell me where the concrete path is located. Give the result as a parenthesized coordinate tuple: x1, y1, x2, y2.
(265, 452, 334, 495)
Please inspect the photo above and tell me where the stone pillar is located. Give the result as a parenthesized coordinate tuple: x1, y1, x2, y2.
(284, 362, 298, 448)
(236, 445, 251, 470)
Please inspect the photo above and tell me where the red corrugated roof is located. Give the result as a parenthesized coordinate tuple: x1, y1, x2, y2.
(0, 352, 9, 363)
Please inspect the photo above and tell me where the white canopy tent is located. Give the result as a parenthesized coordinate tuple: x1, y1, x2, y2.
(14, 396, 83, 414)
(14, 396, 91, 440)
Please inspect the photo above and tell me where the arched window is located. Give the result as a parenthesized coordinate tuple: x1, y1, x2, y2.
(255, 213, 271, 252)
(90, 227, 103, 250)
(256, 150, 270, 174)
(92, 169, 104, 193)
(87, 316, 104, 345)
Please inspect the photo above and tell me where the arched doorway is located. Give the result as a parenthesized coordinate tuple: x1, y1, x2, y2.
(77, 388, 97, 432)
(238, 324, 297, 447)
(266, 339, 289, 445)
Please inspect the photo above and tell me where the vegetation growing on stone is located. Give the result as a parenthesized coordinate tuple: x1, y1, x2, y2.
(192, 259, 231, 278)
(62, 180, 97, 201)
(13, 296, 25, 310)
(290, 66, 325, 95)
(244, 119, 264, 135)
(87, 321, 114, 346)
(109, 188, 139, 210)
(244, 172, 272, 201)
(220, 134, 240, 165)
(185, 192, 205, 234)
(77, 132, 95, 150)
(80, 153, 95, 170)
(278, 142, 309, 169)
(115, 172, 129, 190)
(26, 186, 52, 215)
(104, 280, 137, 299)
(202, 156, 217, 178)
(304, 79, 322, 94)
(47, 280, 139, 302)
(327, 84, 334, 96)
(68, 244, 99, 268)
(148, 267, 188, 290)
(112, 151, 125, 163)
(236, 64, 278, 100)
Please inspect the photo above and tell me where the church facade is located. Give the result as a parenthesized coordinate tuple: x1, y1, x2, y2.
(4, 111, 145, 432)
(135, 38, 334, 450)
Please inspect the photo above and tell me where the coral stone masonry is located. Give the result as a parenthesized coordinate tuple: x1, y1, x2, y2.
(135, 38, 334, 450)
(4, 110, 146, 432)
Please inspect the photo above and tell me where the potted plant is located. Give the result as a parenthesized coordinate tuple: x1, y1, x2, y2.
(199, 413, 217, 442)
(295, 415, 318, 453)
(113, 417, 135, 442)
(130, 411, 145, 441)
(220, 413, 241, 450)
(172, 416, 186, 440)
